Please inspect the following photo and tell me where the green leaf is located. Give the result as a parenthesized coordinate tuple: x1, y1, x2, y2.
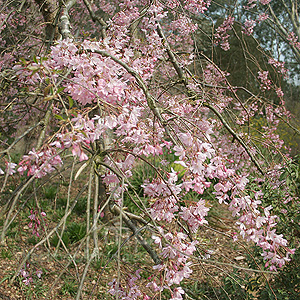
(27, 65, 39, 71)
(57, 87, 65, 94)
(68, 96, 74, 108)
(20, 57, 27, 65)
(54, 114, 64, 120)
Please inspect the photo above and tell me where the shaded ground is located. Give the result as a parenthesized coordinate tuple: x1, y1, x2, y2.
(0, 207, 255, 299)
(0, 174, 278, 300)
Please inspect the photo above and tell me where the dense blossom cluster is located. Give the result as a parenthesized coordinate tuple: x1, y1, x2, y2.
(243, 19, 256, 35)
(268, 58, 287, 77)
(17, 147, 62, 178)
(150, 229, 197, 291)
(258, 70, 272, 90)
(287, 31, 300, 51)
(214, 16, 234, 51)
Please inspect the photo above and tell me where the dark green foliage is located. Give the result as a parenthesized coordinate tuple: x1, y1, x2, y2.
(104, 243, 118, 259)
(258, 248, 300, 300)
(220, 273, 256, 300)
(55, 196, 87, 216)
(92, 258, 105, 270)
(50, 222, 86, 248)
(182, 272, 258, 300)
(182, 280, 220, 299)
(60, 279, 78, 296)
(43, 186, 57, 200)
(50, 232, 70, 248)
(67, 222, 86, 244)
(74, 196, 87, 216)
(0, 248, 13, 259)
(27, 236, 38, 245)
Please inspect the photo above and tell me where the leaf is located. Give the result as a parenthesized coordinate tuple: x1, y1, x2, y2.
(75, 162, 88, 180)
(234, 256, 245, 261)
(68, 96, 74, 108)
(54, 114, 64, 120)
(20, 57, 27, 65)
(57, 87, 65, 94)
(27, 65, 39, 71)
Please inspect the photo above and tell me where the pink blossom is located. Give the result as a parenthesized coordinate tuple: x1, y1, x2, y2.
(174, 145, 186, 160)
(72, 144, 89, 161)
(243, 19, 256, 36)
(259, 0, 271, 4)
(276, 88, 284, 97)
(5, 162, 17, 175)
(214, 16, 234, 51)
(257, 13, 269, 23)
(36, 270, 43, 278)
(287, 32, 300, 50)
(258, 70, 271, 90)
(23, 277, 33, 285)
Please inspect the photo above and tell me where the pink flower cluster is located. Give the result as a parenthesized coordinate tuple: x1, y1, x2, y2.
(17, 147, 62, 178)
(245, 0, 271, 8)
(203, 64, 232, 109)
(19, 263, 43, 286)
(51, 114, 105, 161)
(214, 16, 234, 51)
(287, 32, 300, 51)
(242, 19, 256, 36)
(214, 174, 295, 270)
(108, 270, 149, 300)
(257, 13, 269, 23)
(179, 199, 210, 232)
(0, 161, 17, 176)
(144, 168, 180, 222)
(184, 0, 211, 14)
(149, 230, 197, 299)
(28, 209, 47, 237)
(171, 16, 198, 36)
(258, 70, 271, 90)
(259, 0, 271, 4)
(268, 58, 287, 77)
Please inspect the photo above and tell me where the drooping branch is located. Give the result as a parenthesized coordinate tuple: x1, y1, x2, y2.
(81, 0, 108, 39)
(203, 103, 264, 175)
(34, 0, 59, 46)
(88, 49, 177, 145)
(59, 0, 76, 40)
(155, 18, 264, 175)
(155, 17, 187, 85)
(110, 203, 161, 265)
(267, 3, 300, 63)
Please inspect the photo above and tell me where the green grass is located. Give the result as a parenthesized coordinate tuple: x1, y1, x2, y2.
(50, 222, 86, 248)
(60, 279, 78, 296)
(0, 249, 13, 259)
(43, 186, 58, 200)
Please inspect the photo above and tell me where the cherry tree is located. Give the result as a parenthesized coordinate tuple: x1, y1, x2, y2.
(0, 0, 299, 299)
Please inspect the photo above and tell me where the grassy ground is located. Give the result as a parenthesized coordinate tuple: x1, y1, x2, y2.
(0, 162, 299, 300)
